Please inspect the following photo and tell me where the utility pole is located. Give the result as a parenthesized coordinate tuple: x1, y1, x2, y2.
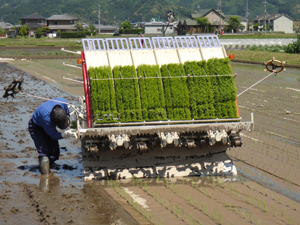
(262, 0, 268, 36)
(114, 15, 116, 25)
(98, 2, 101, 35)
(245, 0, 249, 31)
(217, 1, 222, 11)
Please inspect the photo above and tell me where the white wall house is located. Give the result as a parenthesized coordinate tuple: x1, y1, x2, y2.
(144, 22, 175, 35)
(253, 14, 294, 33)
(273, 15, 294, 33)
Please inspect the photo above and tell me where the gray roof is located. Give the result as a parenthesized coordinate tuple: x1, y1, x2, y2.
(179, 18, 197, 26)
(94, 24, 118, 30)
(48, 25, 77, 30)
(224, 15, 248, 22)
(0, 22, 13, 29)
(20, 14, 45, 20)
(254, 14, 294, 22)
(191, 9, 225, 19)
(47, 13, 78, 21)
(24, 23, 44, 29)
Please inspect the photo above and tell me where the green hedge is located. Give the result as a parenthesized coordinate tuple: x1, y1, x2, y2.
(119, 29, 144, 34)
(137, 64, 167, 121)
(60, 31, 86, 38)
(89, 66, 118, 123)
(161, 63, 191, 120)
(113, 65, 142, 122)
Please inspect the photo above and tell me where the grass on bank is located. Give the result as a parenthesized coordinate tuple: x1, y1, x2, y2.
(227, 49, 300, 65)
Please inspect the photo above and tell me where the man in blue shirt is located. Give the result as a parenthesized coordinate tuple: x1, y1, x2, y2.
(28, 98, 75, 174)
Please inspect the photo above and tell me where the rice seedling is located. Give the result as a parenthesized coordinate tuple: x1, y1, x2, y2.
(181, 209, 185, 221)
(289, 216, 292, 225)
(218, 213, 222, 224)
(211, 208, 215, 220)
(179, 188, 182, 197)
(249, 214, 253, 223)
(193, 200, 198, 208)
(263, 201, 267, 212)
(258, 219, 261, 225)
(189, 194, 191, 204)
(281, 209, 284, 221)
(149, 212, 153, 223)
(201, 202, 204, 211)
(278, 197, 281, 204)
(176, 207, 180, 218)
(294, 201, 297, 211)
(241, 209, 246, 219)
(188, 215, 192, 224)
(229, 203, 232, 211)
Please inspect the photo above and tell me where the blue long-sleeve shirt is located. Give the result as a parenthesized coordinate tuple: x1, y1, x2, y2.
(32, 98, 70, 140)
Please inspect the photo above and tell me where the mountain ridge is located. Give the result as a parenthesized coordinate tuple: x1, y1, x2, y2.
(0, 0, 299, 25)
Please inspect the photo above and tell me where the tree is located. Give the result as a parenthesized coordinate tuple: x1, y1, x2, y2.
(195, 17, 210, 33)
(19, 25, 28, 36)
(74, 21, 84, 31)
(0, 27, 5, 35)
(227, 16, 242, 32)
(253, 23, 261, 31)
(42, 26, 50, 33)
(120, 21, 132, 29)
(57, 30, 61, 38)
(36, 28, 42, 38)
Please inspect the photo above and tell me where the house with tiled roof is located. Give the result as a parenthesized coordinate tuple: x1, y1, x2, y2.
(0, 22, 13, 30)
(253, 14, 294, 33)
(46, 13, 79, 33)
(190, 9, 225, 32)
(20, 14, 46, 25)
(20, 14, 46, 36)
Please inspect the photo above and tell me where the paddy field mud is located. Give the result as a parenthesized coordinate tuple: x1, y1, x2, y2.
(0, 60, 300, 225)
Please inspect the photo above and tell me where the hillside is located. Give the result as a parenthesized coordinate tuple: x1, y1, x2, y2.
(0, 0, 299, 25)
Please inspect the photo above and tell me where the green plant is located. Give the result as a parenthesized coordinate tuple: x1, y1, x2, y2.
(218, 214, 222, 224)
(263, 201, 267, 212)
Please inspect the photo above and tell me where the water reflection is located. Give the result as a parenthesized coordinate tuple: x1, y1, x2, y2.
(39, 174, 60, 193)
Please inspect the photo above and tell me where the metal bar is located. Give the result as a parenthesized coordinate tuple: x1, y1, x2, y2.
(60, 48, 81, 55)
(81, 51, 93, 128)
(62, 62, 82, 69)
(94, 117, 242, 127)
(237, 72, 275, 97)
(19, 92, 71, 105)
(90, 74, 235, 81)
(81, 120, 254, 139)
(62, 76, 84, 83)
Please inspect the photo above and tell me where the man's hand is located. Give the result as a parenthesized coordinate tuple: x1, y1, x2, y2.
(61, 129, 77, 139)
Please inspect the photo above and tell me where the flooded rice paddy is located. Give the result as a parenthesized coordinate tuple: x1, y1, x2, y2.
(0, 60, 300, 224)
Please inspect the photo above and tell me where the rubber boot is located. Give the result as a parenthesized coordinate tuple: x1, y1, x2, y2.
(39, 156, 50, 175)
